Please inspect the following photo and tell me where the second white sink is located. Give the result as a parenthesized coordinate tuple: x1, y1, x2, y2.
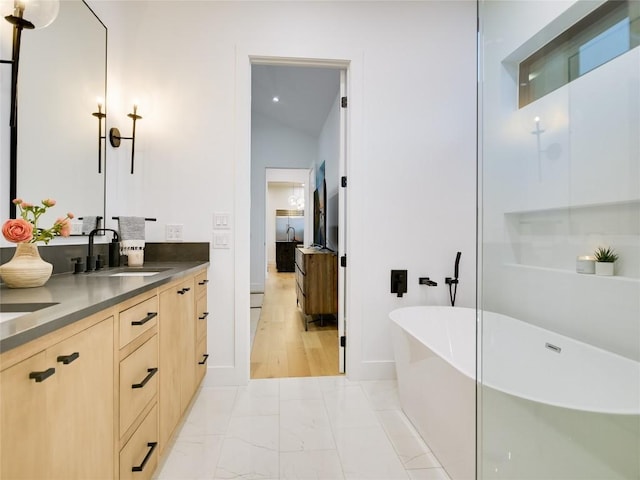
(109, 271, 161, 277)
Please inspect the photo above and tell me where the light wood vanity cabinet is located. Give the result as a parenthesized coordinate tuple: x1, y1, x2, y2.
(0, 314, 115, 479)
(0, 265, 209, 480)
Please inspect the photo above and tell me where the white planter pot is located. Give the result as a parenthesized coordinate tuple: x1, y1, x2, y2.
(595, 262, 614, 276)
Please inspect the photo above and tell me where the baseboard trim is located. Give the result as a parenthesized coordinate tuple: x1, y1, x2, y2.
(201, 365, 249, 387)
(347, 360, 397, 381)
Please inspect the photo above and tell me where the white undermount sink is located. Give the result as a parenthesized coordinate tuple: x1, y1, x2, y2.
(109, 271, 161, 277)
(0, 302, 59, 324)
(90, 267, 170, 277)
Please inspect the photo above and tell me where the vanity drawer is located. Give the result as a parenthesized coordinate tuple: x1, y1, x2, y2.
(196, 295, 208, 341)
(120, 334, 158, 436)
(119, 404, 158, 480)
(196, 336, 208, 385)
(119, 295, 158, 349)
(295, 247, 305, 274)
(194, 270, 208, 298)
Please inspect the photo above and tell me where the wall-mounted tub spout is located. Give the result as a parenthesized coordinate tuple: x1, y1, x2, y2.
(419, 277, 438, 287)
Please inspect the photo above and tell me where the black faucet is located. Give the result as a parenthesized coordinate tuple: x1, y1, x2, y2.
(286, 226, 296, 242)
(87, 228, 119, 272)
(419, 277, 438, 287)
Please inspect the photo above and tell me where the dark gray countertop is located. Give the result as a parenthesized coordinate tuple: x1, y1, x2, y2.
(0, 261, 209, 353)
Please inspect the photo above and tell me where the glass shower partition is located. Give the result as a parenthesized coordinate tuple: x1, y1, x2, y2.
(478, 1, 640, 478)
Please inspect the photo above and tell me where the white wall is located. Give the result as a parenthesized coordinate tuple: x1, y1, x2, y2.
(250, 112, 317, 292)
(481, 1, 640, 360)
(87, 0, 477, 384)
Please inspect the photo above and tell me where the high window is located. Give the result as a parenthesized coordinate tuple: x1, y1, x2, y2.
(519, 0, 640, 108)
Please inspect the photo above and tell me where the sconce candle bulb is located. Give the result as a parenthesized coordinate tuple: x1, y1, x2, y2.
(92, 98, 107, 173)
(110, 103, 143, 174)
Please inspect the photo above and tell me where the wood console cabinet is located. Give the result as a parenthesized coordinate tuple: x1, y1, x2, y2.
(294, 247, 338, 329)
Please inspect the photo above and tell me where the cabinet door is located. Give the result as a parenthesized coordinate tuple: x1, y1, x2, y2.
(0, 351, 51, 480)
(47, 317, 114, 479)
(159, 278, 195, 450)
(179, 278, 196, 413)
(159, 284, 183, 451)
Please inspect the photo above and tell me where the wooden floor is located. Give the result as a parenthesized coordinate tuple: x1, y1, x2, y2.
(250, 267, 340, 379)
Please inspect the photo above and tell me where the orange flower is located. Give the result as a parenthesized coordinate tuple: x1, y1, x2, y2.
(55, 218, 71, 237)
(2, 218, 34, 243)
(5, 198, 74, 244)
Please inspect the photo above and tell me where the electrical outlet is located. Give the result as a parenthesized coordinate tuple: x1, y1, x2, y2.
(70, 221, 83, 236)
(165, 224, 183, 241)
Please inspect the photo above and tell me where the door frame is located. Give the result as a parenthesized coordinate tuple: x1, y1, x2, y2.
(248, 56, 349, 377)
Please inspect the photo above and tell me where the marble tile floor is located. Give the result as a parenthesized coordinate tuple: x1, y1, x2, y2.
(154, 376, 452, 480)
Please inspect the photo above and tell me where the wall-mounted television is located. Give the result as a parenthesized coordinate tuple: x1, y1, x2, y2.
(313, 161, 326, 248)
(313, 180, 326, 249)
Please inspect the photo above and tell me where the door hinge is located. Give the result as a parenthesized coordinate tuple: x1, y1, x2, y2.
(340, 255, 347, 267)
(341, 96, 348, 108)
(340, 335, 346, 347)
(341, 176, 347, 188)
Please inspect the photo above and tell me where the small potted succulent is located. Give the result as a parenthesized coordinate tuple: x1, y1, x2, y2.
(593, 246, 618, 276)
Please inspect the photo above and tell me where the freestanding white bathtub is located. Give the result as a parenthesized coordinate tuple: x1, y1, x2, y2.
(390, 306, 640, 480)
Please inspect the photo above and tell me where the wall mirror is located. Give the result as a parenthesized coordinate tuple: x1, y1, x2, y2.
(2, 0, 106, 230)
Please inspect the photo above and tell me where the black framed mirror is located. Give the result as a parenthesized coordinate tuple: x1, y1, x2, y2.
(2, 0, 106, 229)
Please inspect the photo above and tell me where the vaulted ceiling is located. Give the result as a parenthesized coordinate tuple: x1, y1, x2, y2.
(251, 64, 340, 138)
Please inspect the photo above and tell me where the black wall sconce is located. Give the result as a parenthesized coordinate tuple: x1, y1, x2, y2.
(1, 0, 60, 218)
(110, 104, 142, 174)
(92, 99, 106, 173)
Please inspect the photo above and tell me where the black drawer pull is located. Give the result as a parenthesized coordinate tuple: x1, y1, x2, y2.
(178, 287, 192, 295)
(198, 312, 209, 320)
(132, 312, 157, 326)
(29, 367, 55, 382)
(198, 353, 209, 365)
(132, 367, 158, 389)
(198, 279, 209, 285)
(182, 287, 191, 292)
(57, 352, 80, 365)
(131, 442, 157, 472)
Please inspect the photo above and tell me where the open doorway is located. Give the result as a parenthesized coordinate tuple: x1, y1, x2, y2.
(249, 62, 346, 378)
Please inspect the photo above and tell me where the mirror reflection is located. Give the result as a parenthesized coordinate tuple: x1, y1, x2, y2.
(2, 0, 106, 229)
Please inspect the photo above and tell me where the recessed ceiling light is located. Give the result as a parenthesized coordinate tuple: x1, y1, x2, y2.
(272, 96, 280, 103)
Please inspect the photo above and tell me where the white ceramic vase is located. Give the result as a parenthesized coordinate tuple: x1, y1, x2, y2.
(0, 243, 53, 288)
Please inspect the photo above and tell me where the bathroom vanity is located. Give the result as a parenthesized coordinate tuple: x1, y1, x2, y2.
(0, 262, 209, 479)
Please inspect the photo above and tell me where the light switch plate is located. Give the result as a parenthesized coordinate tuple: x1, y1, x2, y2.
(213, 231, 231, 249)
(213, 212, 231, 229)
